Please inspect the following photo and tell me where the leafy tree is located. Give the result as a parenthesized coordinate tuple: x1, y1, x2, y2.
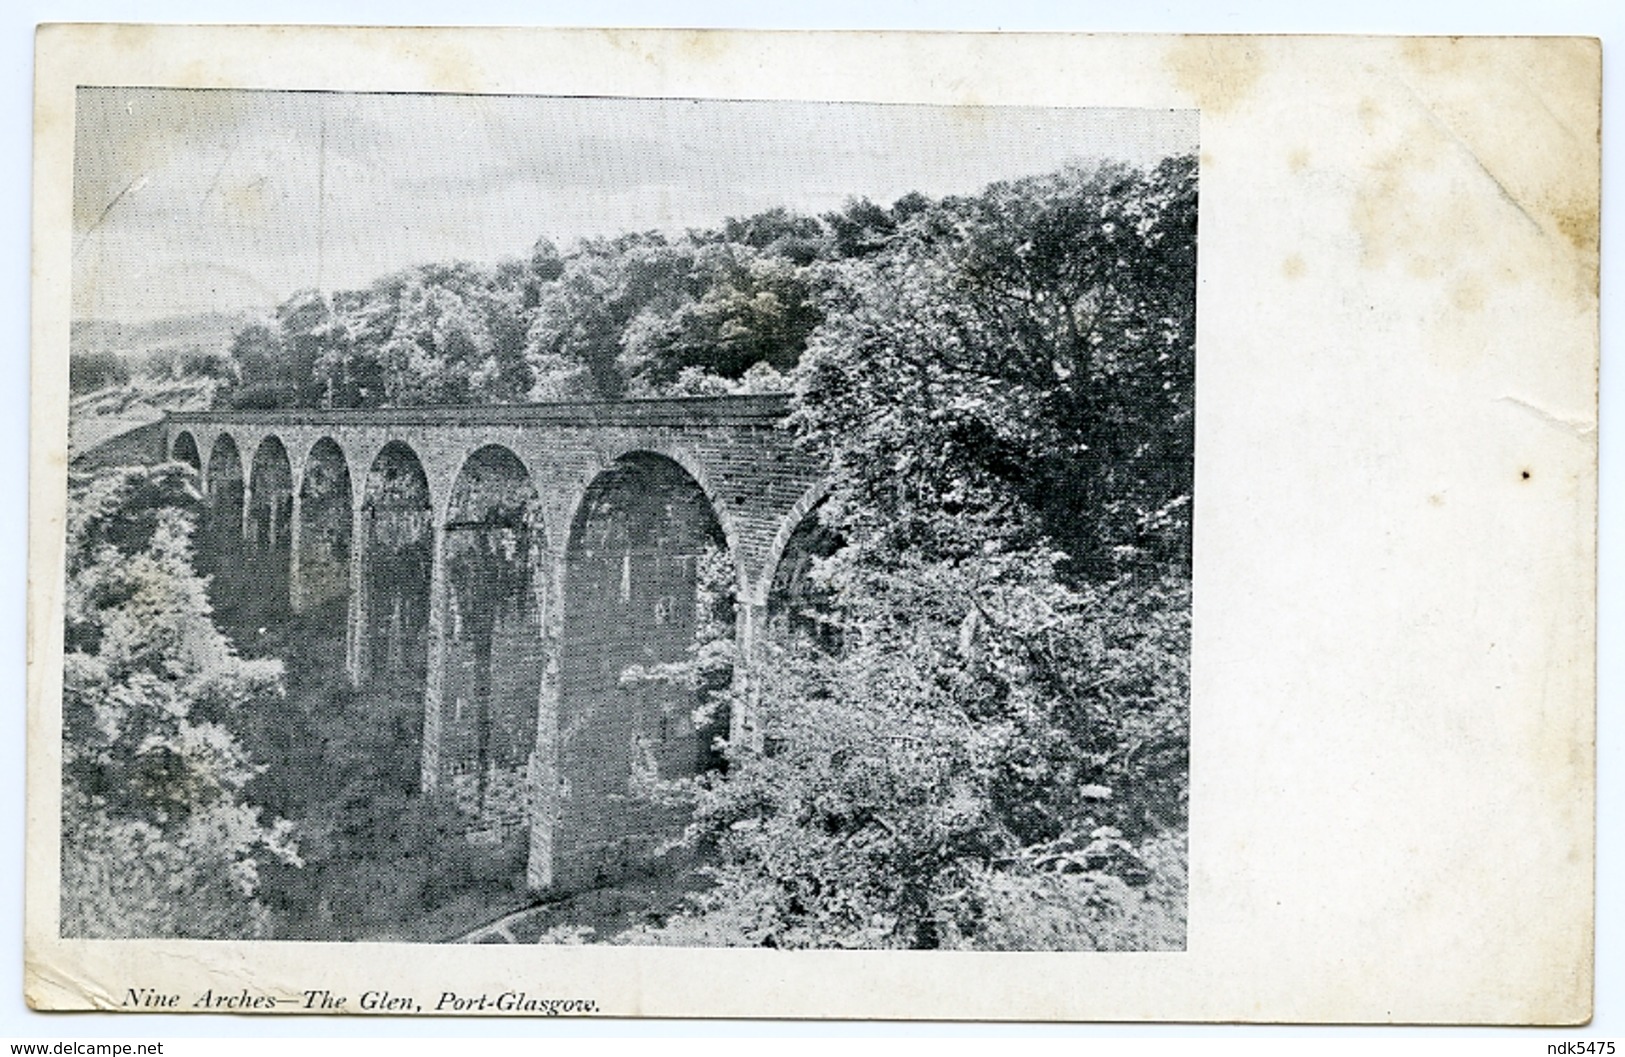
(528, 236, 566, 286)
(486, 258, 538, 400)
(276, 291, 336, 408)
(221, 264, 537, 411)
(68, 349, 130, 394)
(621, 243, 820, 392)
(668, 543, 1187, 949)
(136, 343, 235, 384)
(717, 207, 828, 265)
(823, 192, 932, 259)
(316, 286, 388, 408)
(798, 156, 1197, 582)
(656, 155, 1195, 950)
(313, 264, 503, 408)
(524, 233, 698, 399)
(219, 210, 843, 408)
(60, 464, 298, 938)
(219, 322, 288, 408)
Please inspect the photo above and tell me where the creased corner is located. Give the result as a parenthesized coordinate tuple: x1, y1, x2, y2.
(1496, 395, 1597, 441)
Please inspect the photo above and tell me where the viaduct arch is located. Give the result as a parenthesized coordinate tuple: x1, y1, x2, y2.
(162, 395, 826, 893)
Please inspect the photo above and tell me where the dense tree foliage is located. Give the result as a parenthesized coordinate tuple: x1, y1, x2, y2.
(798, 156, 1196, 582)
(229, 605, 528, 941)
(212, 192, 953, 409)
(70, 315, 238, 401)
(68, 349, 129, 394)
(648, 156, 1197, 950)
(666, 551, 1189, 949)
(60, 464, 297, 938)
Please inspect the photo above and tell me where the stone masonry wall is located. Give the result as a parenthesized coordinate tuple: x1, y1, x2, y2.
(161, 397, 825, 894)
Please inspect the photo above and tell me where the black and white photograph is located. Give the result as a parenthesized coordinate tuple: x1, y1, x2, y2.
(24, 25, 1600, 1027)
(61, 87, 1196, 951)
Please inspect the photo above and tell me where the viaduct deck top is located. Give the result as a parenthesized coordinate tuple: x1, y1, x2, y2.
(165, 393, 794, 429)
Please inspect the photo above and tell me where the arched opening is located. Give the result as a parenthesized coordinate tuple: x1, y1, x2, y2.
(247, 437, 295, 616)
(171, 431, 201, 472)
(556, 452, 734, 889)
(361, 441, 433, 686)
(440, 445, 545, 838)
(296, 437, 353, 614)
(766, 503, 844, 654)
(200, 434, 245, 604)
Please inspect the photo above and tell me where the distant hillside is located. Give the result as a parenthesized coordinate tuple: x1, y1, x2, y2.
(69, 310, 256, 440)
(71, 310, 258, 364)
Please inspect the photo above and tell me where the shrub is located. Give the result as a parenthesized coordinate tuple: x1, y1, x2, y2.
(61, 465, 297, 939)
(69, 349, 130, 394)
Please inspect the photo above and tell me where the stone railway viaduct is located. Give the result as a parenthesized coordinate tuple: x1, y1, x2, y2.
(156, 395, 829, 893)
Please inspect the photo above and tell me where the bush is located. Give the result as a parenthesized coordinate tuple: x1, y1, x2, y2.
(257, 783, 525, 939)
(635, 159, 1195, 949)
(222, 381, 298, 409)
(640, 549, 1188, 950)
(61, 465, 297, 938)
(137, 343, 236, 383)
(69, 349, 129, 394)
(224, 602, 526, 940)
(952, 829, 1187, 951)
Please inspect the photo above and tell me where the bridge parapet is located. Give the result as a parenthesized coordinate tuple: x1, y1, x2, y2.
(166, 392, 792, 429)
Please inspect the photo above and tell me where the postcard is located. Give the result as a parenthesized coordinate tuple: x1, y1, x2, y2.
(26, 25, 1598, 1022)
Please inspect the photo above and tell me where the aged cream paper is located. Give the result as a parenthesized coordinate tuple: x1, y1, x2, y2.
(27, 25, 1598, 1022)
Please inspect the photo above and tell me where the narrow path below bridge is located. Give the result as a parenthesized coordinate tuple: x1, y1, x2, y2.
(448, 870, 711, 945)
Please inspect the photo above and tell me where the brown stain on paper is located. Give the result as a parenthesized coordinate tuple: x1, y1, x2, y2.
(1398, 36, 1474, 76)
(1449, 276, 1484, 313)
(420, 38, 485, 94)
(105, 23, 157, 54)
(1357, 97, 1382, 133)
(1549, 196, 1599, 257)
(674, 29, 731, 64)
(1350, 139, 1449, 279)
(596, 28, 732, 72)
(1348, 37, 1600, 369)
(1362, 38, 1599, 291)
(1164, 37, 1265, 114)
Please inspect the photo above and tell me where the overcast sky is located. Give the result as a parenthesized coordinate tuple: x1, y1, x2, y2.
(72, 88, 1196, 323)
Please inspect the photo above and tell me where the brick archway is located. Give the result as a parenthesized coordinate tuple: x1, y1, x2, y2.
(201, 433, 245, 601)
(359, 440, 434, 685)
(247, 436, 295, 615)
(550, 450, 734, 890)
(159, 396, 825, 893)
(429, 444, 549, 844)
(296, 437, 353, 614)
(171, 430, 201, 471)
